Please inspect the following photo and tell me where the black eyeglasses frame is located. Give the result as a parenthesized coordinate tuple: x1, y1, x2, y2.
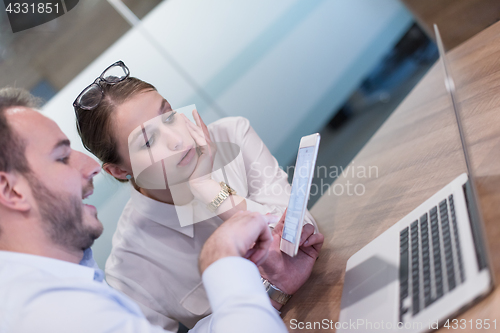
(73, 60, 130, 111)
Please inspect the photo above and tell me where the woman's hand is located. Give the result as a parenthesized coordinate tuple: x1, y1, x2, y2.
(184, 110, 247, 218)
(258, 209, 324, 310)
(183, 109, 217, 185)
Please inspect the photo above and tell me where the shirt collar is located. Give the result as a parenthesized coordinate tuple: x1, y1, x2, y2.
(0, 249, 102, 282)
(79, 248, 105, 282)
(129, 186, 194, 238)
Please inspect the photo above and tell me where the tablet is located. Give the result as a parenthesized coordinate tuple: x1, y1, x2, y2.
(280, 133, 320, 257)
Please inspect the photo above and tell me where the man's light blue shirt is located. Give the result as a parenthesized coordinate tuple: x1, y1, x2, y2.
(0, 249, 286, 333)
(0, 248, 164, 333)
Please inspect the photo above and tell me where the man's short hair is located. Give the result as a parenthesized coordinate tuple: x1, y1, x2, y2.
(0, 87, 41, 174)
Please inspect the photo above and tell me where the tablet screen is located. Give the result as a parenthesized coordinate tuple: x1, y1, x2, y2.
(282, 146, 314, 244)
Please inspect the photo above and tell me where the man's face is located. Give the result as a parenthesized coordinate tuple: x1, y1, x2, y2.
(7, 107, 103, 251)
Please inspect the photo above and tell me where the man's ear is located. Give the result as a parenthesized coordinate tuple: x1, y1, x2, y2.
(0, 172, 31, 212)
(102, 163, 130, 181)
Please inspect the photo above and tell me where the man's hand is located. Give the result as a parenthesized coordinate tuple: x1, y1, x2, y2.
(259, 209, 324, 310)
(199, 211, 279, 273)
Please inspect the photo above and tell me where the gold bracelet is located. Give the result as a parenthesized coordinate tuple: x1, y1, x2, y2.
(206, 182, 236, 213)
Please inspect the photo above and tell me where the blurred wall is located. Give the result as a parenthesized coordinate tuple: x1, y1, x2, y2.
(42, 0, 412, 267)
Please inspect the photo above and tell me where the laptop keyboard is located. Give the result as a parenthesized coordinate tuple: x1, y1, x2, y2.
(399, 194, 465, 321)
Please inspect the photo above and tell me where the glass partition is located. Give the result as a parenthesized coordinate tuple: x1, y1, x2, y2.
(0, 0, 162, 103)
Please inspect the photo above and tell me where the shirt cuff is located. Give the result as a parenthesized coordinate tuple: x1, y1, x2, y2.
(202, 256, 270, 312)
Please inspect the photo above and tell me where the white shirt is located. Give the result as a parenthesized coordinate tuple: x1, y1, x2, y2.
(106, 117, 316, 330)
(0, 249, 287, 333)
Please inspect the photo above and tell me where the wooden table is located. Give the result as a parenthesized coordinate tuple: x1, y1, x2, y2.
(281, 20, 500, 332)
(400, 0, 500, 50)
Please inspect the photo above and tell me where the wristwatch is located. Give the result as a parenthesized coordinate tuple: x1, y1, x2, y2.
(206, 182, 236, 213)
(261, 277, 292, 305)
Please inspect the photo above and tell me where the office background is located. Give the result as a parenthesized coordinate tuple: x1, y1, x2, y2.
(0, 0, 496, 270)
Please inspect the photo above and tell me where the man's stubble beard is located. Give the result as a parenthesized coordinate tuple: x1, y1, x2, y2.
(27, 174, 102, 251)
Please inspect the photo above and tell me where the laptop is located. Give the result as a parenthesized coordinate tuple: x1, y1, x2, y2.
(337, 25, 494, 333)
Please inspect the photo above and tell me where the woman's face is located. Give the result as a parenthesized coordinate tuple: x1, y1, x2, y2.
(112, 90, 198, 187)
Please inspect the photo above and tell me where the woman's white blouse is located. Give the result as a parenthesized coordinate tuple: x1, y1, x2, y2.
(105, 117, 316, 331)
